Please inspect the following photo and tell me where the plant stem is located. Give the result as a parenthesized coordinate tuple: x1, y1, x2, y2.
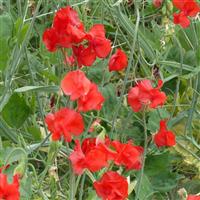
(135, 110, 148, 200)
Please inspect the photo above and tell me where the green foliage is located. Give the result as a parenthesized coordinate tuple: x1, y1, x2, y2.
(0, 0, 199, 199)
(2, 93, 31, 128)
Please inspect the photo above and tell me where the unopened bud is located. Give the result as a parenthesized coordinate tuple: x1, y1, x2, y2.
(14, 159, 26, 178)
(153, 0, 163, 8)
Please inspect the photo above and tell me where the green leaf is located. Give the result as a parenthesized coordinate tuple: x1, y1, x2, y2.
(0, 13, 13, 38)
(147, 108, 170, 133)
(0, 38, 10, 71)
(0, 147, 26, 165)
(145, 153, 178, 192)
(20, 173, 32, 200)
(86, 60, 110, 84)
(27, 126, 41, 141)
(2, 93, 31, 128)
(15, 18, 30, 45)
(14, 85, 59, 93)
(135, 174, 154, 200)
(100, 83, 118, 120)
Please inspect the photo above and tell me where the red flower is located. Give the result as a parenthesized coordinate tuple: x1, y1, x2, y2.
(61, 70, 91, 101)
(127, 79, 167, 112)
(94, 171, 128, 200)
(0, 173, 20, 200)
(86, 24, 111, 58)
(111, 141, 144, 170)
(45, 108, 84, 142)
(43, 27, 75, 52)
(72, 45, 96, 67)
(77, 83, 105, 112)
(69, 138, 113, 175)
(43, 6, 85, 51)
(173, 0, 200, 28)
(108, 49, 128, 72)
(173, 12, 191, 28)
(153, 120, 176, 148)
(187, 195, 200, 200)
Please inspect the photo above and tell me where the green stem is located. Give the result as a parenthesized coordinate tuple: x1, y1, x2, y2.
(79, 174, 86, 200)
(85, 169, 96, 183)
(65, 143, 76, 200)
(135, 111, 148, 200)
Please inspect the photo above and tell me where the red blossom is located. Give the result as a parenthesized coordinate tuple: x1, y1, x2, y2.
(61, 70, 91, 101)
(187, 195, 200, 200)
(173, 0, 200, 28)
(108, 49, 128, 72)
(43, 6, 85, 51)
(45, 108, 84, 142)
(153, 120, 176, 148)
(111, 141, 144, 170)
(43, 27, 72, 52)
(72, 45, 96, 67)
(77, 83, 105, 112)
(69, 138, 114, 175)
(94, 171, 128, 200)
(86, 24, 112, 58)
(128, 79, 167, 112)
(0, 173, 20, 200)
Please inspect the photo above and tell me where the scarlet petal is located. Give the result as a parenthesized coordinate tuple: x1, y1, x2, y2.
(87, 24, 106, 39)
(42, 28, 58, 52)
(109, 49, 128, 71)
(77, 83, 105, 112)
(67, 24, 86, 44)
(150, 90, 167, 108)
(61, 70, 91, 100)
(0, 173, 20, 200)
(172, 0, 184, 10)
(45, 108, 84, 142)
(128, 87, 142, 112)
(69, 140, 86, 175)
(111, 141, 143, 170)
(187, 195, 200, 200)
(173, 13, 191, 28)
(85, 149, 108, 172)
(53, 6, 82, 31)
(92, 37, 111, 58)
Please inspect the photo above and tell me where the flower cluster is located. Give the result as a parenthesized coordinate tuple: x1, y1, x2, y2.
(43, 6, 111, 68)
(0, 170, 20, 200)
(172, 0, 200, 28)
(43, 6, 128, 71)
(69, 137, 143, 175)
(43, 5, 177, 200)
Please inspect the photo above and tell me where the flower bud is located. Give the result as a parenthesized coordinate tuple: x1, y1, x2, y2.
(14, 159, 26, 178)
(153, 0, 163, 8)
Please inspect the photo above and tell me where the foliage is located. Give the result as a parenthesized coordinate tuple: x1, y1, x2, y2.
(0, 0, 200, 199)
